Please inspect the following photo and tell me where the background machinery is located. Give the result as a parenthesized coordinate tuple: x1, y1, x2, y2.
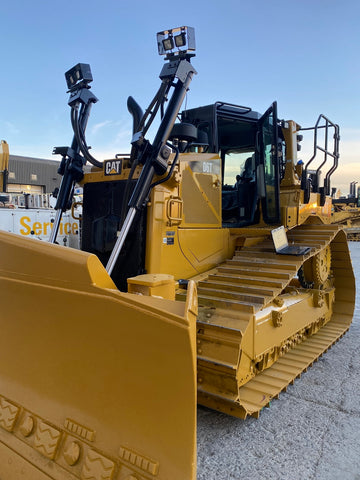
(0, 140, 9, 193)
(332, 181, 360, 240)
(0, 27, 355, 479)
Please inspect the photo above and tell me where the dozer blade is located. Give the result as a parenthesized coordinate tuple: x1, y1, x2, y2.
(0, 231, 197, 480)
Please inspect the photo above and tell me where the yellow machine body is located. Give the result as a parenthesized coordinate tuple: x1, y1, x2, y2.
(331, 199, 360, 241)
(80, 129, 354, 420)
(0, 79, 355, 477)
(0, 139, 9, 191)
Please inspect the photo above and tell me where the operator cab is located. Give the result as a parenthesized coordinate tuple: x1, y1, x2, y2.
(181, 101, 282, 227)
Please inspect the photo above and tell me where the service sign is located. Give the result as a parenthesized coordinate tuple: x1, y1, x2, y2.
(0, 209, 80, 249)
(104, 159, 122, 176)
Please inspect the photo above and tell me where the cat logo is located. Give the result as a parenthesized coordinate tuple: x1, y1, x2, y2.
(104, 159, 122, 176)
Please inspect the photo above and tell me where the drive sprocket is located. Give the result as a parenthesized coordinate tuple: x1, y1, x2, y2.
(298, 246, 331, 289)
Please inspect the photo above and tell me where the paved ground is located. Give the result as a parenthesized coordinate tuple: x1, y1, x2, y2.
(197, 243, 360, 480)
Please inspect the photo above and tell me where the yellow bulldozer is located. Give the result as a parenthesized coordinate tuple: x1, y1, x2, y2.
(0, 27, 355, 480)
(332, 181, 360, 240)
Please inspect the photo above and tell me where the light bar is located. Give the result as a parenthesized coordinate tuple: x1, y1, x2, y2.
(65, 63, 93, 89)
(157, 26, 195, 56)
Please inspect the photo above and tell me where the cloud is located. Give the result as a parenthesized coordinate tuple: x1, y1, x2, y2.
(88, 120, 132, 154)
(340, 128, 360, 137)
(90, 120, 113, 135)
(115, 127, 132, 144)
(332, 132, 360, 194)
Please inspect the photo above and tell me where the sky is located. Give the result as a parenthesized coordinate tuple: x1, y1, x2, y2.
(1, 0, 360, 194)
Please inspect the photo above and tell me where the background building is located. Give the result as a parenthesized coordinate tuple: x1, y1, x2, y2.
(7, 155, 60, 194)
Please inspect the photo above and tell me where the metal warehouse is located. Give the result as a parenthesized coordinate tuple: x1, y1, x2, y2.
(7, 154, 60, 194)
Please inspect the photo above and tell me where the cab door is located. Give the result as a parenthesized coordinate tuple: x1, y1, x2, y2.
(257, 102, 280, 224)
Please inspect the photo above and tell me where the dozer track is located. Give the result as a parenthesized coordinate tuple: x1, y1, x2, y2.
(177, 224, 355, 419)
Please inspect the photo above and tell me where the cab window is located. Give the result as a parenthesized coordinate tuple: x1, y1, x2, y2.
(223, 150, 255, 187)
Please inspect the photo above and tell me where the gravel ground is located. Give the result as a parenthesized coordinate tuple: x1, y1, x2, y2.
(197, 243, 360, 480)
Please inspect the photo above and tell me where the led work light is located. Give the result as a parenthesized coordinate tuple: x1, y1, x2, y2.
(65, 63, 93, 89)
(157, 26, 195, 56)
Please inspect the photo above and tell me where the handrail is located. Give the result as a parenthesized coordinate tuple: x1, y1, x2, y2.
(300, 114, 339, 203)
